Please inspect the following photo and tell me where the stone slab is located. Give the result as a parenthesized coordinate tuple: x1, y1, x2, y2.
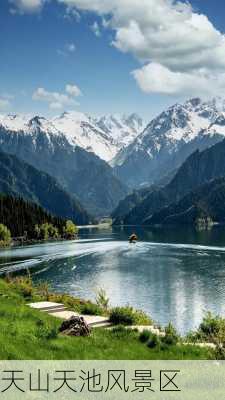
(28, 302, 64, 310)
(80, 315, 109, 325)
(50, 310, 79, 319)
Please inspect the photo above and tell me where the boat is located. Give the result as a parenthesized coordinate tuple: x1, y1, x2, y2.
(129, 233, 138, 244)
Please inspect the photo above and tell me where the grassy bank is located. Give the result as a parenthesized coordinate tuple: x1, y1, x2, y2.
(0, 279, 214, 360)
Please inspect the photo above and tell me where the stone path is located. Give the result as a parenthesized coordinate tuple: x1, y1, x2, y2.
(28, 301, 112, 328)
(27, 302, 216, 348)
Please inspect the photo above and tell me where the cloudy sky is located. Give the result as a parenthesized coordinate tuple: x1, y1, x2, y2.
(1, 0, 225, 119)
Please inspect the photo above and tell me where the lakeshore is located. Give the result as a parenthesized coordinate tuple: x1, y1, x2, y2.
(0, 277, 215, 360)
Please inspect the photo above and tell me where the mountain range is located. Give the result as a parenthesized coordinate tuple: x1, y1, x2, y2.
(114, 98, 225, 188)
(2, 97, 225, 222)
(112, 138, 225, 226)
(0, 114, 129, 216)
(0, 112, 144, 163)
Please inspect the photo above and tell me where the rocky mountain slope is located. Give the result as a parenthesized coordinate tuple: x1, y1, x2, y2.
(0, 150, 91, 224)
(147, 177, 225, 226)
(112, 138, 225, 225)
(0, 116, 128, 216)
(114, 98, 225, 187)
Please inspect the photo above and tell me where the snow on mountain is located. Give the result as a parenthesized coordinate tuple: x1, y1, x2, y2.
(115, 98, 222, 166)
(0, 113, 29, 132)
(96, 113, 144, 147)
(114, 98, 225, 187)
(0, 111, 143, 162)
(52, 111, 118, 161)
(52, 111, 144, 161)
(0, 114, 60, 136)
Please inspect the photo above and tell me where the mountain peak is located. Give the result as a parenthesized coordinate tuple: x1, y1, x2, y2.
(28, 116, 46, 126)
(114, 97, 225, 188)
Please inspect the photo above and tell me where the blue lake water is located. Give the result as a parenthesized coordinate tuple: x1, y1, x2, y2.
(1, 225, 225, 334)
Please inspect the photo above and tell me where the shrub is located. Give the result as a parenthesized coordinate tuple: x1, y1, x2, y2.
(80, 302, 103, 316)
(63, 220, 78, 239)
(0, 224, 11, 246)
(162, 323, 179, 346)
(139, 329, 151, 343)
(109, 306, 136, 325)
(35, 223, 59, 240)
(96, 288, 109, 311)
(11, 275, 33, 298)
(37, 281, 51, 301)
(133, 309, 152, 325)
(109, 306, 152, 326)
(147, 334, 161, 349)
(48, 225, 59, 239)
(215, 345, 225, 360)
(199, 313, 224, 339)
(188, 312, 225, 345)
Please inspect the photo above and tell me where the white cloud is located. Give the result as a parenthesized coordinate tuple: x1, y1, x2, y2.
(9, 0, 45, 14)
(65, 84, 82, 96)
(132, 63, 225, 97)
(56, 0, 225, 96)
(32, 84, 82, 110)
(91, 21, 101, 37)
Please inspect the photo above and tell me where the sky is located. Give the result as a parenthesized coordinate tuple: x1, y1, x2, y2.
(1, 0, 225, 121)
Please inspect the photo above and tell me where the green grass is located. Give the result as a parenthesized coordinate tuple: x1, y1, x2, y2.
(0, 279, 214, 360)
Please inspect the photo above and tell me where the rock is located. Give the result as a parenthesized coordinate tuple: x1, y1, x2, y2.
(59, 315, 91, 336)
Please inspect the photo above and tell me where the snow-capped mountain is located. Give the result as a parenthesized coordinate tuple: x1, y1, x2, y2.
(96, 113, 144, 148)
(0, 114, 60, 136)
(0, 111, 144, 162)
(52, 111, 144, 161)
(0, 113, 128, 216)
(114, 98, 225, 188)
(52, 111, 117, 161)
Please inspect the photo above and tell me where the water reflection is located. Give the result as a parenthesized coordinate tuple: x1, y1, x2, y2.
(0, 226, 225, 333)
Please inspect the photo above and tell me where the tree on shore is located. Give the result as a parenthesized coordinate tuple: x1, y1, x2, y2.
(35, 223, 59, 240)
(0, 224, 11, 246)
(63, 220, 78, 239)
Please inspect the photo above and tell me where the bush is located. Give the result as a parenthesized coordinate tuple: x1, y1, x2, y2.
(199, 313, 224, 339)
(215, 345, 225, 360)
(109, 306, 152, 326)
(139, 330, 151, 343)
(188, 312, 225, 345)
(35, 223, 59, 240)
(162, 323, 179, 346)
(80, 302, 103, 316)
(10, 275, 33, 298)
(109, 306, 136, 325)
(63, 220, 78, 239)
(0, 224, 11, 246)
(147, 334, 161, 349)
(36, 281, 51, 301)
(96, 288, 109, 311)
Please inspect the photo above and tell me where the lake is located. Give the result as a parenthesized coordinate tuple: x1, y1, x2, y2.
(1, 225, 225, 334)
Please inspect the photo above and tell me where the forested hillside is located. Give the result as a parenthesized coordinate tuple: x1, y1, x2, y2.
(0, 194, 65, 238)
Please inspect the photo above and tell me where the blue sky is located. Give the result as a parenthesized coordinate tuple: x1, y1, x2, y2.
(1, 0, 225, 120)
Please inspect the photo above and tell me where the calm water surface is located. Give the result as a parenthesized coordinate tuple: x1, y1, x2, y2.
(1, 226, 225, 334)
